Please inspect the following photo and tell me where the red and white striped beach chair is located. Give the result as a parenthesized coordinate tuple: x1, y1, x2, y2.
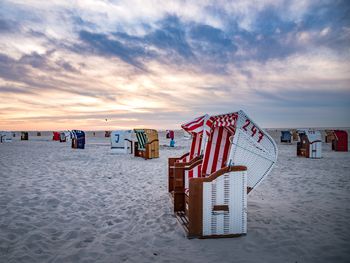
(174, 110, 278, 238)
(168, 114, 210, 193)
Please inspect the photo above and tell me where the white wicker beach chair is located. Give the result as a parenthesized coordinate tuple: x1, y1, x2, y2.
(173, 110, 278, 238)
(111, 130, 133, 154)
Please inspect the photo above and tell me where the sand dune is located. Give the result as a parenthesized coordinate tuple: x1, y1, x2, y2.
(0, 132, 349, 262)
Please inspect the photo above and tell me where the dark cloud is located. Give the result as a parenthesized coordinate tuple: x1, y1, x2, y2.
(78, 30, 147, 69)
(145, 15, 195, 59)
(0, 19, 12, 32)
(55, 59, 80, 73)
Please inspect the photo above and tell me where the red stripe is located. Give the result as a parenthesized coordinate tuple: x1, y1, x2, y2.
(185, 120, 204, 132)
(210, 127, 224, 174)
(196, 135, 202, 156)
(202, 132, 212, 175)
(183, 115, 204, 127)
(189, 134, 197, 158)
(189, 169, 193, 178)
(222, 130, 231, 168)
(181, 116, 204, 131)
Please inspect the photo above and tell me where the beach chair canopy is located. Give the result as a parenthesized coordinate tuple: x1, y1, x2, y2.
(53, 132, 60, 141)
(134, 129, 158, 151)
(72, 130, 85, 140)
(192, 110, 278, 190)
(181, 114, 211, 159)
(298, 129, 322, 143)
(166, 130, 175, 140)
(281, 131, 291, 137)
(111, 130, 133, 149)
(333, 130, 348, 151)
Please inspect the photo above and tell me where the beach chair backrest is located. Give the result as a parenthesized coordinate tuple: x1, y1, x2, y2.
(134, 129, 158, 151)
(134, 129, 147, 151)
(201, 113, 238, 176)
(228, 110, 277, 190)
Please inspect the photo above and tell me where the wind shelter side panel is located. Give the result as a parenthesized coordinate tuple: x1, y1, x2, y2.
(228, 111, 278, 190)
(145, 129, 159, 158)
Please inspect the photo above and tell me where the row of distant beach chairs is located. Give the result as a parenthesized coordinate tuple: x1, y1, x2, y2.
(55, 129, 161, 159)
(0, 129, 163, 159)
(279, 129, 348, 159)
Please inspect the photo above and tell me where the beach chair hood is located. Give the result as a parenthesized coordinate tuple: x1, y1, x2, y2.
(206, 110, 278, 190)
(181, 114, 211, 157)
(111, 130, 133, 153)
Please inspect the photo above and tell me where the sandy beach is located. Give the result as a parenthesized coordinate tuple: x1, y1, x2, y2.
(0, 131, 349, 263)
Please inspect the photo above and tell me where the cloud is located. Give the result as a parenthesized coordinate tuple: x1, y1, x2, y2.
(0, 0, 349, 130)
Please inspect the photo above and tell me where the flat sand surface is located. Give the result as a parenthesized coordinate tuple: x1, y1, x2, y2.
(0, 132, 349, 262)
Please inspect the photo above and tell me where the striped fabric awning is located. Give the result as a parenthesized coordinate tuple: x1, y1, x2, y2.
(181, 114, 212, 136)
(134, 129, 147, 151)
(208, 112, 238, 135)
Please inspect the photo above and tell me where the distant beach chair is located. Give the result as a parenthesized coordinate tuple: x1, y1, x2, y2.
(166, 130, 175, 139)
(172, 110, 278, 238)
(105, 131, 111, 137)
(111, 130, 133, 154)
(332, 130, 348, 152)
(291, 129, 299, 141)
(37, 132, 41, 136)
(0, 132, 12, 143)
(71, 130, 85, 149)
(134, 129, 159, 159)
(21, 132, 28, 141)
(59, 132, 66, 142)
(53, 132, 60, 141)
(297, 129, 322, 158)
(325, 130, 336, 143)
(280, 130, 292, 143)
(168, 114, 210, 193)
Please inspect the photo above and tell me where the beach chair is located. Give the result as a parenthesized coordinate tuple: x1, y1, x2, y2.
(111, 130, 133, 154)
(168, 115, 210, 193)
(173, 110, 278, 238)
(325, 130, 335, 143)
(297, 129, 322, 158)
(280, 131, 292, 143)
(53, 132, 60, 141)
(134, 129, 159, 159)
(71, 130, 85, 149)
(59, 132, 66, 142)
(21, 132, 28, 140)
(292, 129, 299, 141)
(332, 130, 348, 152)
(0, 132, 12, 143)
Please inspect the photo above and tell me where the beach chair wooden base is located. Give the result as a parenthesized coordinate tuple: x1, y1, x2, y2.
(168, 152, 191, 192)
(134, 141, 159, 159)
(173, 165, 248, 239)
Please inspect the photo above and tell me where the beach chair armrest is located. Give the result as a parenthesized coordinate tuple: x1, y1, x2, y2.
(146, 139, 159, 145)
(179, 152, 190, 160)
(197, 165, 247, 183)
(174, 156, 202, 169)
(168, 152, 189, 166)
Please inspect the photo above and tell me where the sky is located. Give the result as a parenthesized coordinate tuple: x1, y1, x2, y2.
(0, 0, 349, 131)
